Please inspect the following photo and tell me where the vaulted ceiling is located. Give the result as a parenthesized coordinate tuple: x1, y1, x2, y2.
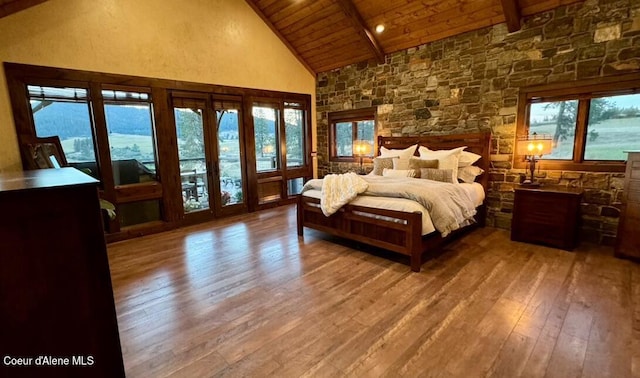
(246, 0, 582, 74)
(2, 0, 583, 76)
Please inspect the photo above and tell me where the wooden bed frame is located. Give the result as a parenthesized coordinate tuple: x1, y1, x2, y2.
(297, 132, 492, 272)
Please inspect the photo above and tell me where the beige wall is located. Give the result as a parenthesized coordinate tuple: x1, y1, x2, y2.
(0, 0, 316, 173)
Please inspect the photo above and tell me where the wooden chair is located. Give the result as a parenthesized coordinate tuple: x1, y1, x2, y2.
(181, 169, 199, 201)
(20, 135, 68, 170)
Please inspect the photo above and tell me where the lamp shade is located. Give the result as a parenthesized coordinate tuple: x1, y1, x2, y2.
(353, 139, 372, 156)
(516, 134, 553, 156)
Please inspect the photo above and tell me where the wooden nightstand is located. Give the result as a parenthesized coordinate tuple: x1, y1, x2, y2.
(511, 185, 584, 250)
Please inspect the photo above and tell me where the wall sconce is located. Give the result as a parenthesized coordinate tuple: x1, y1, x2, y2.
(516, 132, 553, 186)
(353, 139, 372, 174)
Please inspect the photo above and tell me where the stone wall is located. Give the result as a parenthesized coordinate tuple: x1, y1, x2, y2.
(315, 0, 640, 245)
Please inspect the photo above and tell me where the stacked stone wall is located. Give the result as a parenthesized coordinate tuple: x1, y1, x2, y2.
(315, 0, 640, 244)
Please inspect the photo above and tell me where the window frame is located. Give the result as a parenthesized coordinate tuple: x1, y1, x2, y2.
(101, 87, 160, 185)
(5, 62, 312, 238)
(515, 74, 640, 173)
(283, 101, 306, 168)
(328, 107, 377, 163)
(27, 84, 101, 177)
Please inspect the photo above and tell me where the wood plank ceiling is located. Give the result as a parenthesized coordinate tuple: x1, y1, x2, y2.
(246, 0, 582, 74)
(0, 0, 583, 75)
(0, 0, 47, 19)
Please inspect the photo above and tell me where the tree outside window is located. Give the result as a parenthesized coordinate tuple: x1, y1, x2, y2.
(516, 75, 640, 172)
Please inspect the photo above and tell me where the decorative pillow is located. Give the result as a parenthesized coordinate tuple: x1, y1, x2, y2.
(408, 158, 438, 178)
(457, 165, 485, 183)
(392, 157, 411, 170)
(382, 168, 416, 178)
(417, 146, 465, 183)
(420, 168, 454, 183)
(371, 157, 395, 175)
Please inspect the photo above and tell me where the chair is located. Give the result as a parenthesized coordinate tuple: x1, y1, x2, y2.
(181, 169, 199, 201)
(20, 135, 68, 170)
(18, 134, 116, 227)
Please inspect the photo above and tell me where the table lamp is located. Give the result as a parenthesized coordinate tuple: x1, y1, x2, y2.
(353, 139, 372, 174)
(517, 132, 553, 186)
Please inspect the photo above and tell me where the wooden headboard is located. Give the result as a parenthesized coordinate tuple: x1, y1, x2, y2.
(377, 132, 492, 191)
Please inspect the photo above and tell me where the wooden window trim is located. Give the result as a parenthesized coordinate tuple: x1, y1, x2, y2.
(5, 62, 312, 235)
(328, 107, 377, 163)
(515, 73, 640, 173)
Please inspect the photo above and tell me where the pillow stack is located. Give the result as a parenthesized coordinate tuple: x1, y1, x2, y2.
(370, 143, 484, 184)
(379, 144, 417, 170)
(418, 146, 483, 183)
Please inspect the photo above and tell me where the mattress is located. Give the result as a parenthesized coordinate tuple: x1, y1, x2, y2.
(302, 182, 485, 235)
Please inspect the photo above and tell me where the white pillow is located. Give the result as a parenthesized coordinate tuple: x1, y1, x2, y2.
(459, 150, 481, 167)
(419, 146, 481, 167)
(418, 146, 465, 183)
(457, 165, 484, 183)
(380, 144, 417, 171)
(380, 144, 417, 160)
(382, 168, 416, 178)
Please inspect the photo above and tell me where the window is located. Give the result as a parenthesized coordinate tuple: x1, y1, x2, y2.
(284, 102, 305, 167)
(28, 85, 100, 178)
(102, 89, 158, 185)
(516, 75, 640, 172)
(328, 107, 376, 162)
(253, 105, 279, 172)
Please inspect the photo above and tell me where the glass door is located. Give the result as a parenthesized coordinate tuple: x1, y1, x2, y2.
(172, 95, 247, 220)
(213, 99, 246, 215)
(252, 103, 283, 206)
(173, 98, 212, 216)
(249, 99, 312, 210)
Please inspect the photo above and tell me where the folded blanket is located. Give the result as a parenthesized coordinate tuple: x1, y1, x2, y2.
(303, 172, 368, 216)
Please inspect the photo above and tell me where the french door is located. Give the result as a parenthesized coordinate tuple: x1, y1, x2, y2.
(249, 99, 311, 210)
(172, 93, 246, 221)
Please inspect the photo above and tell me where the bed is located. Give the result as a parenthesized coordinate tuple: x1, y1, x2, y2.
(296, 132, 491, 272)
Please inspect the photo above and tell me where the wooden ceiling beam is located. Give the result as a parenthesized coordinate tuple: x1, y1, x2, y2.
(0, 0, 48, 19)
(499, 0, 522, 32)
(335, 0, 385, 65)
(243, 0, 316, 76)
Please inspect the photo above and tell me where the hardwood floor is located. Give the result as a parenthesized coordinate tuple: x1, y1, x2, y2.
(107, 205, 640, 377)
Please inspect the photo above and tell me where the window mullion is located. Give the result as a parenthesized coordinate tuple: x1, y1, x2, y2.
(330, 122, 336, 158)
(352, 121, 358, 158)
(574, 100, 590, 163)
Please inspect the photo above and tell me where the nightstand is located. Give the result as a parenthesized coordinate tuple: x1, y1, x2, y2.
(511, 185, 583, 250)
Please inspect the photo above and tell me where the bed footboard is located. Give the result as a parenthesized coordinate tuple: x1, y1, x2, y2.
(297, 194, 425, 271)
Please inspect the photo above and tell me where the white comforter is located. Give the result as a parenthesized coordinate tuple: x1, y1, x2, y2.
(302, 175, 477, 237)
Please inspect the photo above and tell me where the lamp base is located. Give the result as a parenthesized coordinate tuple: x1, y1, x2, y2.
(521, 179, 541, 187)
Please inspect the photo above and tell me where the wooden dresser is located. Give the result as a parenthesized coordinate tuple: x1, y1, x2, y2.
(0, 168, 125, 378)
(511, 185, 583, 250)
(615, 151, 640, 261)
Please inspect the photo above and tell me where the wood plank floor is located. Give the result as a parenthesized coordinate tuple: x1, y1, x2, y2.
(107, 205, 640, 377)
